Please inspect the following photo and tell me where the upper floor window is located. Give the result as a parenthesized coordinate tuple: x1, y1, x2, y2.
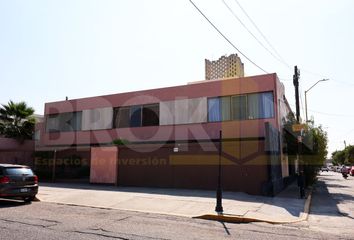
(46, 111, 82, 132)
(248, 92, 274, 119)
(231, 95, 247, 120)
(142, 104, 159, 126)
(207, 91, 274, 122)
(130, 105, 142, 127)
(113, 107, 130, 128)
(113, 103, 159, 128)
(208, 96, 231, 122)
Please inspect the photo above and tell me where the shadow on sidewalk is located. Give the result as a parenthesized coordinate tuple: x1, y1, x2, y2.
(309, 176, 353, 217)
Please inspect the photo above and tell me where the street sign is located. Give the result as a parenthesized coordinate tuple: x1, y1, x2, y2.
(292, 124, 307, 132)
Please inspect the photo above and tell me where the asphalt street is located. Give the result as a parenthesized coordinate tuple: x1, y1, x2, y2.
(0, 200, 337, 240)
(0, 171, 353, 240)
(289, 171, 354, 238)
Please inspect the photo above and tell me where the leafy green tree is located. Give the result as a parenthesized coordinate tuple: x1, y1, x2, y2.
(345, 145, 354, 165)
(283, 114, 328, 186)
(112, 138, 130, 145)
(331, 146, 354, 166)
(301, 125, 328, 186)
(282, 113, 298, 176)
(332, 150, 346, 166)
(0, 100, 36, 140)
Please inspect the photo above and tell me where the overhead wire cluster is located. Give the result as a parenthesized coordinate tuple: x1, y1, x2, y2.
(189, 0, 351, 120)
(188, 0, 268, 74)
(189, 0, 294, 73)
(222, 0, 291, 70)
(189, 0, 301, 106)
(288, 103, 354, 118)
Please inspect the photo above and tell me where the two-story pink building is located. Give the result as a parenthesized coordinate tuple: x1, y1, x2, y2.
(36, 73, 293, 195)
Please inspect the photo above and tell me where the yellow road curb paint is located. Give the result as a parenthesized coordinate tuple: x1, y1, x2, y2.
(194, 188, 313, 224)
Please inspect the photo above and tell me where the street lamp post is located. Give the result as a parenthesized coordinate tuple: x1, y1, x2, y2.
(52, 149, 57, 183)
(215, 130, 223, 213)
(305, 79, 329, 122)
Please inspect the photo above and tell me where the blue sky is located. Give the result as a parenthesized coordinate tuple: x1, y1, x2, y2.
(0, 0, 353, 156)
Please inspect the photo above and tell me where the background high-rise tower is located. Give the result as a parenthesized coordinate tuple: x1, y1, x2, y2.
(205, 54, 244, 80)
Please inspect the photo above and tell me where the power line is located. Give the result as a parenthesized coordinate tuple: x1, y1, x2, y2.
(288, 103, 354, 118)
(189, 0, 268, 74)
(298, 68, 351, 88)
(334, 80, 354, 87)
(300, 68, 354, 87)
(301, 68, 329, 79)
(308, 109, 354, 117)
(341, 128, 354, 138)
(279, 78, 293, 82)
(221, 0, 290, 69)
(232, 0, 291, 69)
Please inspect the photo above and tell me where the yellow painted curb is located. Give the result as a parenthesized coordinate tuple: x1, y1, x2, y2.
(302, 188, 312, 221)
(194, 188, 313, 224)
(195, 214, 265, 224)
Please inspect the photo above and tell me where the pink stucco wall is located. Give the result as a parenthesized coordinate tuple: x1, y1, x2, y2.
(41, 119, 276, 146)
(44, 73, 277, 114)
(90, 146, 118, 184)
(0, 137, 34, 151)
(40, 73, 285, 147)
(0, 137, 35, 166)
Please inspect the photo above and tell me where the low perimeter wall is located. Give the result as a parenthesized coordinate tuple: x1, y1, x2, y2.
(0, 137, 35, 166)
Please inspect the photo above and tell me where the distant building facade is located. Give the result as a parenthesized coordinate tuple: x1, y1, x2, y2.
(205, 54, 244, 80)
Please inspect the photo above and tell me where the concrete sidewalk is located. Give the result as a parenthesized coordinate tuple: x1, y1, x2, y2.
(37, 182, 312, 224)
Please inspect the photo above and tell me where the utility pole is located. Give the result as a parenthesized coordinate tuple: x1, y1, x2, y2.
(293, 66, 300, 123)
(293, 66, 302, 173)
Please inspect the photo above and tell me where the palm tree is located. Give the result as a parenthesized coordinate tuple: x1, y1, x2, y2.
(0, 100, 36, 140)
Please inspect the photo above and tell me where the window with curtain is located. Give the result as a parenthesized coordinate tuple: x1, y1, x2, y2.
(221, 96, 231, 121)
(208, 98, 221, 122)
(231, 95, 247, 120)
(260, 92, 274, 118)
(248, 93, 260, 119)
(208, 92, 274, 122)
(248, 92, 274, 119)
